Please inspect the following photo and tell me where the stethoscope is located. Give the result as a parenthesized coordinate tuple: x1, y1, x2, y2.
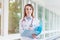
(22, 17, 33, 30)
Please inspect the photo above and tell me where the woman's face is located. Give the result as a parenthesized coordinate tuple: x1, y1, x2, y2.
(25, 6, 33, 17)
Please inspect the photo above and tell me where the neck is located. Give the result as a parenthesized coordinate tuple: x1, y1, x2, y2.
(25, 16, 32, 21)
(26, 15, 32, 19)
(26, 15, 31, 17)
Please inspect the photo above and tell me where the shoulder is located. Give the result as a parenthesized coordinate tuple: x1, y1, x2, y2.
(33, 17, 40, 22)
(19, 18, 23, 22)
(32, 17, 40, 25)
(19, 17, 26, 22)
(19, 18, 24, 23)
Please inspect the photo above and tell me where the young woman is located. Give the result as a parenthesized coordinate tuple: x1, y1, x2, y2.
(19, 4, 40, 40)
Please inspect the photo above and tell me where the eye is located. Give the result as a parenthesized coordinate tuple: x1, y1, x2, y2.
(30, 8, 32, 10)
(26, 8, 28, 10)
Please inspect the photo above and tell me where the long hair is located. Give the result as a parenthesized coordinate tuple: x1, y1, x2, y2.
(24, 4, 34, 18)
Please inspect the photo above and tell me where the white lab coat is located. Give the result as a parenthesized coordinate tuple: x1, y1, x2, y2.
(19, 17, 40, 40)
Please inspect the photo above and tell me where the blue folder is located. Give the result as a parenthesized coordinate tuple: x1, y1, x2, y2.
(34, 21, 42, 36)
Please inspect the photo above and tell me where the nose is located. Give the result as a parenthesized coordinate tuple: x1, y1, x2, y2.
(28, 10, 30, 13)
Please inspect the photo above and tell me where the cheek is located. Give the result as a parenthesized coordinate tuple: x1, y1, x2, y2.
(25, 10, 29, 15)
(26, 10, 28, 13)
(30, 10, 33, 14)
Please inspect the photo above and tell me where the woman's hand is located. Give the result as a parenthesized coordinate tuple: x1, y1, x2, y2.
(32, 34, 37, 38)
(29, 27, 33, 30)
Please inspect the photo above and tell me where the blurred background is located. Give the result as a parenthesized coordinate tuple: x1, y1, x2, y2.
(0, 0, 60, 40)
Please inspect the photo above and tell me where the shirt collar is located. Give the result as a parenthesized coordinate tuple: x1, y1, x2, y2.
(25, 16, 32, 21)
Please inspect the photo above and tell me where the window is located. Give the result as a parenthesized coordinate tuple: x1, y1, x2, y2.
(38, 5, 43, 20)
(39, 34, 44, 39)
(52, 14, 56, 30)
(49, 11, 53, 30)
(8, 0, 22, 34)
(45, 8, 49, 31)
(45, 33, 50, 38)
(37, 5, 43, 39)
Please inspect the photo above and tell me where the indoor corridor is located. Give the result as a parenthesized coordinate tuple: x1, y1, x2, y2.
(0, 0, 60, 40)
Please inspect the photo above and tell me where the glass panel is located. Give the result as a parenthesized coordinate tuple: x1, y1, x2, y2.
(52, 14, 56, 30)
(38, 5, 43, 39)
(57, 16, 60, 30)
(50, 32, 56, 37)
(36, 5, 44, 39)
(45, 33, 49, 38)
(39, 34, 44, 39)
(38, 5, 43, 20)
(8, 0, 22, 34)
(45, 8, 49, 30)
(49, 11, 53, 30)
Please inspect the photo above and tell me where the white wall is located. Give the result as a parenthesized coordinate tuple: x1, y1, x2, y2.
(32, 0, 60, 16)
(43, 0, 60, 16)
(32, 0, 45, 6)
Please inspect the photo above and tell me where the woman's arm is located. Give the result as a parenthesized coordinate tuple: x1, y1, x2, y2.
(33, 18, 40, 28)
(19, 20, 24, 34)
(32, 18, 40, 38)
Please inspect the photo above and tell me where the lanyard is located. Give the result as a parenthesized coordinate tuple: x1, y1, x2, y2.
(30, 18, 33, 27)
(22, 17, 33, 28)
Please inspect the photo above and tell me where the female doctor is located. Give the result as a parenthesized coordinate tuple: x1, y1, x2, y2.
(19, 4, 40, 40)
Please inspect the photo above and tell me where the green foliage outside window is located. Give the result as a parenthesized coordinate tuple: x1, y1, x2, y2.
(8, 0, 22, 34)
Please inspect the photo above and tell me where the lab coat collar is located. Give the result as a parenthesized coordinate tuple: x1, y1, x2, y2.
(24, 16, 33, 21)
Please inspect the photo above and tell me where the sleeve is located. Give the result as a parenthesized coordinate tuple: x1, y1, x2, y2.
(33, 18, 40, 28)
(19, 19, 24, 34)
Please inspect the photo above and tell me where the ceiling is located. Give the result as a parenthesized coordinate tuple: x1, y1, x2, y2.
(32, 0, 60, 15)
(44, 0, 60, 16)
(0, 0, 60, 15)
